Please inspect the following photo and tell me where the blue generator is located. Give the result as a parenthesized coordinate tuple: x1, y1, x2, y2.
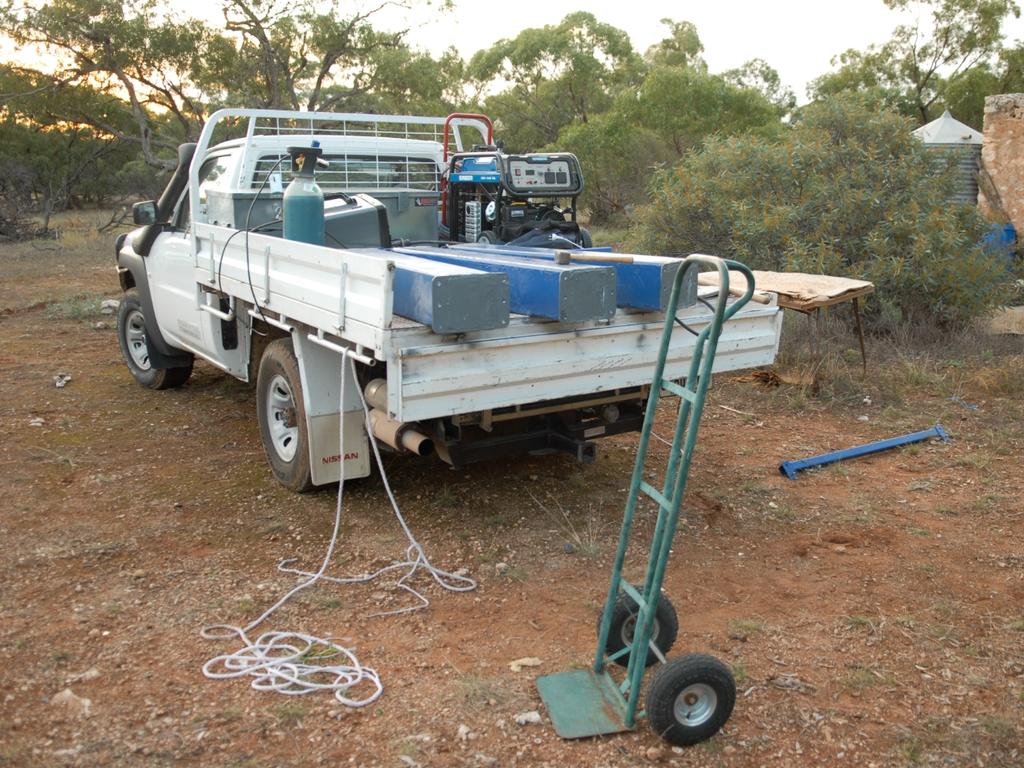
(442, 149, 591, 248)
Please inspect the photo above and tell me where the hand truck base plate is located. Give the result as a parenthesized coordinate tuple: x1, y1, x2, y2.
(537, 669, 632, 739)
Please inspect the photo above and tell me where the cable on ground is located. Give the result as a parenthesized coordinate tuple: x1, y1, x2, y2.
(202, 353, 475, 706)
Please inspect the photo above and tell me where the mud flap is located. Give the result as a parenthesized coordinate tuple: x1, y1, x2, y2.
(291, 333, 371, 485)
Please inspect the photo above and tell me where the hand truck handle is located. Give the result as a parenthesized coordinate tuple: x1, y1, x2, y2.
(671, 254, 757, 324)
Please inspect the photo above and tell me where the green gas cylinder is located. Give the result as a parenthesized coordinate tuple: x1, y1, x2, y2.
(283, 141, 325, 245)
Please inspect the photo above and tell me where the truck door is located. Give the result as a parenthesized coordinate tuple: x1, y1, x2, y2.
(146, 154, 232, 357)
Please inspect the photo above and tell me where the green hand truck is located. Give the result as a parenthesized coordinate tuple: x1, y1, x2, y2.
(538, 255, 756, 747)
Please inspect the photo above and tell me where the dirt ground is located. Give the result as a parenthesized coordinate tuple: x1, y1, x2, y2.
(2, 216, 1023, 767)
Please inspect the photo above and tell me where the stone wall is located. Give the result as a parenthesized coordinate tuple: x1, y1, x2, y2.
(978, 93, 1024, 232)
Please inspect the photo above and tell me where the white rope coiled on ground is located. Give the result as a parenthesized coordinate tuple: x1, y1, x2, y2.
(202, 353, 475, 706)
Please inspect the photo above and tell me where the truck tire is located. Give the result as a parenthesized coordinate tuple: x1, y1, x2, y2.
(116, 289, 193, 389)
(257, 338, 315, 492)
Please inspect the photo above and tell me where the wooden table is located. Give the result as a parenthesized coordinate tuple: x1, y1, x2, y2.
(697, 270, 876, 374)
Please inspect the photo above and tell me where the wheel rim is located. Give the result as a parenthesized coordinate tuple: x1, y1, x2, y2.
(124, 309, 151, 371)
(620, 614, 660, 647)
(266, 374, 300, 462)
(673, 683, 717, 727)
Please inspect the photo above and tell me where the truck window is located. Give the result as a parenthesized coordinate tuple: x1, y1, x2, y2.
(174, 154, 234, 230)
(251, 153, 440, 192)
(197, 155, 232, 202)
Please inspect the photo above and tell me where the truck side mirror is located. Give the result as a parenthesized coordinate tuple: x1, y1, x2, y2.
(132, 200, 158, 225)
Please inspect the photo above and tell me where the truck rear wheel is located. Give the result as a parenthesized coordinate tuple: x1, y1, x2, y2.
(257, 338, 315, 492)
(116, 289, 193, 389)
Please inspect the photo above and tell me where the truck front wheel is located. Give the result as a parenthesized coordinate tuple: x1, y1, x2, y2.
(116, 289, 193, 389)
(256, 338, 315, 492)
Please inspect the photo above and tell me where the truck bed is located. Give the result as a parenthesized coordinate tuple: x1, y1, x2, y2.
(196, 221, 781, 422)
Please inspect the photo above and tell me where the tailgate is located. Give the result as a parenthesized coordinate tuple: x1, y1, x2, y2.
(387, 302, 782, 422)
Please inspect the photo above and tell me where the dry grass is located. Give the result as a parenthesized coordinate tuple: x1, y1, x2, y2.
(586, 223, 632, 250)
(1, 210, 124, 311)
(44, 292, 109, 320)
(765, 310, 1024, 410)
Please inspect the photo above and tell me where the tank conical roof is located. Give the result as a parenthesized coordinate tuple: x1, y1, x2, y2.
(912, 110, 982, 145)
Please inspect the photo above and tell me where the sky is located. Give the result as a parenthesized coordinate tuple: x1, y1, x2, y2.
(7, 0, 1024, 103)
(373, 0, 1024, 100)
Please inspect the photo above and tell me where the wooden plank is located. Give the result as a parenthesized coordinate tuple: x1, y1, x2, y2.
(697, 269, 875, 313)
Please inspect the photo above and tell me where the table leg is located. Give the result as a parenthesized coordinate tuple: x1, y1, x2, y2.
(852, 297, 867, 376)
(810, 309, 823, 392)
(809, 310, 819, 358)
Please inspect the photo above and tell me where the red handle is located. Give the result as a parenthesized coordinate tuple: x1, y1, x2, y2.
(442, 112, 493, 163)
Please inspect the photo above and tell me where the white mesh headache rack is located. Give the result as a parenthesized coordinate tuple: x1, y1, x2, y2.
(249, 152, 441, 193)
(196, 109, 491, 198)
(188, 109, 493, 252)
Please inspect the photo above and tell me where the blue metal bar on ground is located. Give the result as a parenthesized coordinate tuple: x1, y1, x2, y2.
(450, 243, 693, 312)
(354, 249, 510, 334)
(395, 245, 616, 323)
(779, 425, 950, 480)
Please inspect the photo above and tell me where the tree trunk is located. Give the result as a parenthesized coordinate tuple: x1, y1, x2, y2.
(41, 186, 53, 235)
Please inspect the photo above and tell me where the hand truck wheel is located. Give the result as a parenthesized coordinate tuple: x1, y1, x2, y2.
(646, 653, 736, 746)
(599, 592, 678, 668)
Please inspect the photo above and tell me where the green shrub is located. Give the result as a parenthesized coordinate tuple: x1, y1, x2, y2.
(555, 67, 781, 224)
(555, 110, 672, 223)
(629, 95, 1012, 327)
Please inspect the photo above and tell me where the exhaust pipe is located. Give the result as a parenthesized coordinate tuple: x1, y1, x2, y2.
(364, 380, 433, 456)
(368, 408, 434, 457)
(364, 378, 388, 411)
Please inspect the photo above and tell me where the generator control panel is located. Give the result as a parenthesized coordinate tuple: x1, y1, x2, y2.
(504, 154, 583, 195)
(450, 155, 502, 184)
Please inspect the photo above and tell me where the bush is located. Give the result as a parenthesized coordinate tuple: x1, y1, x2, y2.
(0, 158, 35, 242)
(630, 95, 1013, 327)
(554, 67, 782, 225)
(113, 158, 172, 201)
(555, 111, 672, 223)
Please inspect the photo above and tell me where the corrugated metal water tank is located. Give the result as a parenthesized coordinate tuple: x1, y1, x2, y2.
(912, 110, 983, 204)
